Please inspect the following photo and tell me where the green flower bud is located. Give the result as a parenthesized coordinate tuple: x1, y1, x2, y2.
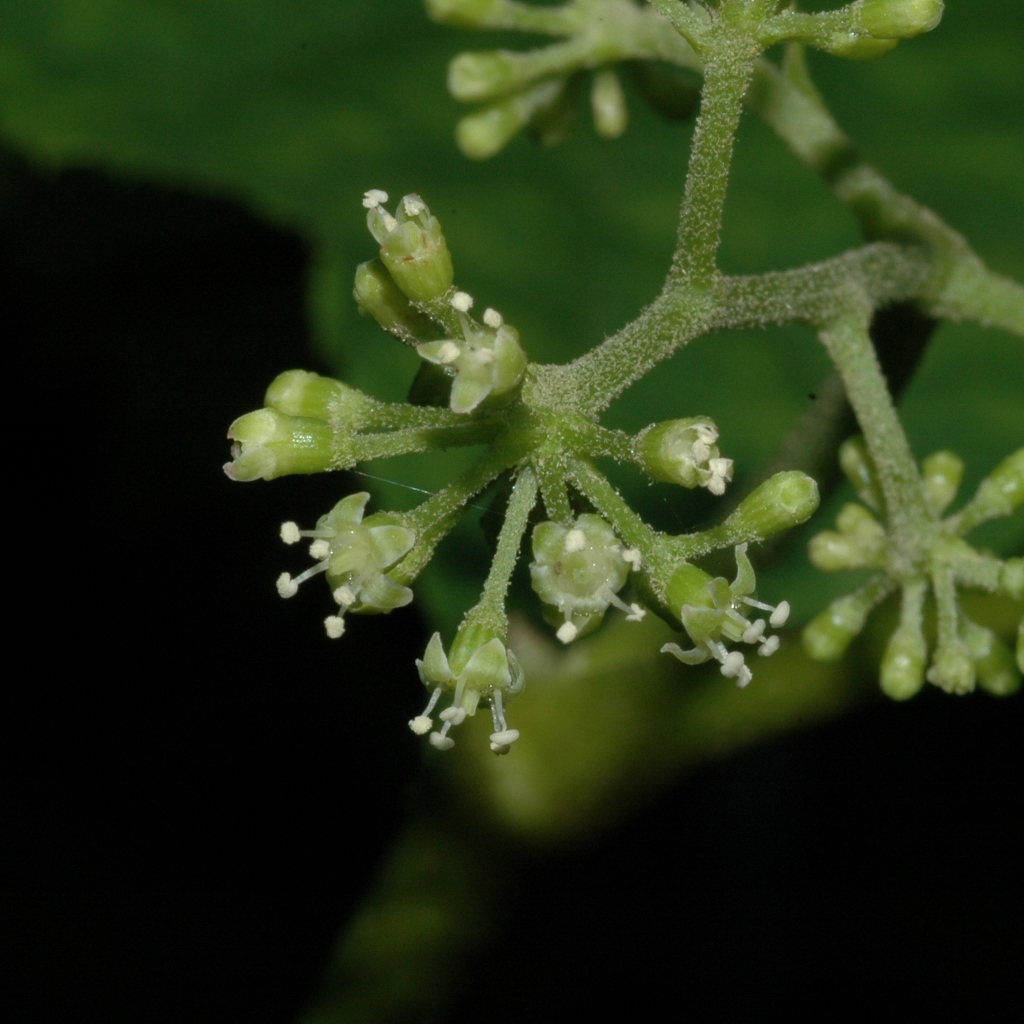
(920, 450, 964, 517)
(819, 32, 899, 61)
(970, 447, 1024, 520)
(264, 370, 375, 427)
(456, 79, 567, 160)
(662, 544, 789, 688)
(927, 636, 975, 695)
(880, 621, 927, 700)
(530, 514, 639, 643)
(591, 69, 628, 140)
(808, 502, 887, 571)
(859, 0, 944, 39)
(839, 436, 884, 512)
(425, 0, 498, 27)
(412, 625, 525, 753)
(353, 260, 439, 341)
(717, 471, 820, 542)
(1001, 558, 1024, 602)
(961, 618, 1021, 698)
(803, 591, 873, 661)
(224, 408, 334, 482)
(364, 191, 454, 303)
(636, 416, 733, 495)
(417, 304, 528, 414)
(275, 494, 416, 638)
(448, 51, 518, 103)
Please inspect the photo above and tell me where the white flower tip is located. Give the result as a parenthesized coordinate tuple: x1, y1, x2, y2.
(483, 307, 503, 328)
(324, 615, 346, 639)
(402, 195, 426, 216)
(276, 573, 298, 599)
(450, 291, 474, 312)
(770, 601, 790, 628)
(437, 341, 462, 365)
(743, 619, 766, 644)
(439, 706, 467, 726)
(334, 586, 357, 607)
(563, 529, 587, 553)
(429, 732, 455, 751)
(622, 548, 642, 571)
(490, 729, 519, 746)
(625, 603, 646, 623)
(309, 539, 331, 561)
(409, 715, 433, 735)
(362, 188, 388, 208)
(556, 622, 579, 644)
(759, 635, 780, 657)
(280, 522, 301, 545)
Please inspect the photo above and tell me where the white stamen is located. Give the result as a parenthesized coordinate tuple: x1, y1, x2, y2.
(280, 522, 301, 545)
(408, 715, 432, 735)
(450, 291, 474, 312)
(362, 188, 388, 208)
(276, 573, 299, 599)
(556, 622, 579, 644)
(707, 639, 729, 664)
(324, 615, 346, 639)
(743, 619, 766, 644)
(626, 603, 646, 623)
(770, 601, 790, 628)
(721, 651, 746, 678)
(402, 195, 426, 216)
(736, 664, 753, 688)
(622, 548, 642, 571)
(483, 307, 503, 328)
(309, 539, 331, 561)
(437, 341, 461, 364)
(758, 635, 780, 657)
(706, 457, 734, 496)
(439, 706, 467, 726)
(564, 529, 587, 553)
(422, 687, 443, 718)
(490, 729, 520, 747)
(334, 586, 357, 608)
(429, 732, 455, 751)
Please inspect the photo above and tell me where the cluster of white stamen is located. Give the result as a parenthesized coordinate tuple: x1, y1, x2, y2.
(483, 307, 503, 328)
(362, 188, 389, 209)
(622, 548, 642, 571)
(450, 290, 474, 312)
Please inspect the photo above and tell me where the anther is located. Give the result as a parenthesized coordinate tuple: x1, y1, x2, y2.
(622, 548, 642, 571)
(770, 601, 790, 628)
(362, 189, 388, 208)
(440, 706, 467, 726)
(556, 622, 579, 644)
(333, 586, 357, 607)
(408, 716, 432, 735)
(437, 341, 461, 364)
(309, 539, 331, 561)
(280, 522, 301, 545)
(402, 195, 426, 216)
(758, 635, 780, 657)
(276, 573, 299, 598)
(324, 615, 346, 639)
(626, 603, 646, 622)
(743, 619, 766, 644)
(429, 731, 455, 751)
(564, 529, 587, 553)
(483, 308, 503, 328)
(450, 291, 474, 312)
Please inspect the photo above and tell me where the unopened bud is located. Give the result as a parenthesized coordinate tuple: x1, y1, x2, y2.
(354, 260, 439, 340)
(971, 447, 1024, 520)
(880, 621, 927, 700)
(920, 450, 964, 517)
(449, 51, 518, 103)
(927, 637, 975, 695)
(839, 436, 884, 512)
(718, 471, 820, 542)
(368, 195, 454, 303)
(859, 0, 944, 39)
(961, 618, 1021, 698)
(636, 416, 729, 492)
(591, 69, 628, 139)
(803, 591, 873, 661)
(225, 408, 334, 481)
(456, 79, 566, 160)
(808, 502, 887, 571)
(265, 370, 374, 426)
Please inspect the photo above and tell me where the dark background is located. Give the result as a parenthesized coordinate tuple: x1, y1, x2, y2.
(4, 153, 1021, 1022)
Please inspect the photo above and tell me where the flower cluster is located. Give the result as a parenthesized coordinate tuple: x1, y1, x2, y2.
(804, 439, 1023, 698)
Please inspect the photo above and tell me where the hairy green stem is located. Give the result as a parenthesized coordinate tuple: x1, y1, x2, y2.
(568, 456, 659, 556)
(480, 467, 538, 613)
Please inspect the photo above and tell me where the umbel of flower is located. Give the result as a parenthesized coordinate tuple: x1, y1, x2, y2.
(363, 190, 453, 302)
(529, 514, 644, 645)
(661, 544, 790, 688)
(276, 493, 416, 639)
(417, 297, 528, 414)
(411, 622, 525, 754)
(636, 416, 733, 496)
